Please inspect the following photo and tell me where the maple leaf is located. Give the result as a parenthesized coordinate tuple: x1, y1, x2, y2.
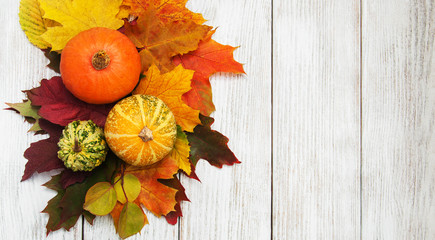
(133, 64, 201, 132)
(42, 173, 81, 234)
(6, 100, 42, 132)
(182, 73, 215, 116)
(26, 76, 113, 128)
(187, 115, 240, 168)
(169, 126, 191, 175)
(160, 176, 189, 225)
(173, 31, 245, 116)
(42, 49, 61, 73)
(123, 9, 211, 72)
(21, 119, 64, 181)
(39, 0, 124, 51)
(18, 0, 58, 49)
(173, 30, 245, 79)
(124, 156, 179, 217)
(121, 0, 206, 24)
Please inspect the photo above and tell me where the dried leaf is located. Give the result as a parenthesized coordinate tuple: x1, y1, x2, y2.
(121, 0, 206, 24)
(83, 182, 117, 216)
(6, 100, 42, 132)
(125, 156, 179, 217)
(39, 0, 124, 51)
(133, 64, 200, 132)
(187, 115, 240, 168)
(124, 9, 210, 72)
(26, 77, 113, 128)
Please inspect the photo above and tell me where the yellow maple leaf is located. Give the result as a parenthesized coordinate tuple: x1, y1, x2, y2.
(39, 0, 124, 51)
(133, 64, 201, 132)
(18, 0, 58, 49)
(169, 126, 191, 175)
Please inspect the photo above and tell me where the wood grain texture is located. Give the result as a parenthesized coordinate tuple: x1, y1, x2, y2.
(179, 0, 272, 239)
(0, 1, 81, 239)
(362, 1, 435, 239)
(272, 1, 361, 239)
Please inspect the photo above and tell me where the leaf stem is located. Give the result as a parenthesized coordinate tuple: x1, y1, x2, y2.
(121, 164, 129, 202)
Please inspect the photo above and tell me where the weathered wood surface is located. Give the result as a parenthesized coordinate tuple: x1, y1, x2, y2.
(1, 0, 434, 239)
(273, 1, 361, 239)
(362, 1, 435, 239)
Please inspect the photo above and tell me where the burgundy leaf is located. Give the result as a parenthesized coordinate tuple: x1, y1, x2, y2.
(22, 119, 65, 181)
(26, 77, 114, 127)
(187, 115, 240, 168)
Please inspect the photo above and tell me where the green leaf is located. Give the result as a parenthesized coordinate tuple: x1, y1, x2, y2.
(42, 173, 81, 234)
(118, 202, 146, 239)
(83, 182, 117, 216)
(114, 174, 141, 204)
(6, 100, 42, 132)
(56, 153, 118, 226)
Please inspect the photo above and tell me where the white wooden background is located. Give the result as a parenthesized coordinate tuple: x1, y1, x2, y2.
(1, 0, 434, 239)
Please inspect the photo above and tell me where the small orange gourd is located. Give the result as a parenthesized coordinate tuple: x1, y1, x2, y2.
(104, 95, 177, 166)
(60, 27, 141, 104)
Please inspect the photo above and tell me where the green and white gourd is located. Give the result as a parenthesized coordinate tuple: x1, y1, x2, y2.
(58, 120, 108, 171)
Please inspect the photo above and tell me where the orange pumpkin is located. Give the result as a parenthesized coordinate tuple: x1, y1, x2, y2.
(60, 27, 141, 104)
(104, 95, 177, 166)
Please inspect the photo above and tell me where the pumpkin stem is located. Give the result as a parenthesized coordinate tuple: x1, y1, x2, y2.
(138, 126, 153, 142)
(92, 50, 110, 70)
(73, 138, 82, 153)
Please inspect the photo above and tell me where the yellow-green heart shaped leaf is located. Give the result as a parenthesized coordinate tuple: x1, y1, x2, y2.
(118, 202, 147, 239)
(114, 174, 141, 204)
(83, 182, 117, 216)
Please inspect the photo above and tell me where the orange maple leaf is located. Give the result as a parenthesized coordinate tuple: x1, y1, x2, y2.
(173, 31, 245, 116)
(124, 9, 211, 72)
(123, 156, 179, 217)
(173, 30, 245, 80)
(121, 0, 206, 24)
(133, 64, 201, 132)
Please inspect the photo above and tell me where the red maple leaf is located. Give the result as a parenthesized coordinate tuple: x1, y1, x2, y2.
(160, 176, 189, 225)
(26, 76, 114, 127)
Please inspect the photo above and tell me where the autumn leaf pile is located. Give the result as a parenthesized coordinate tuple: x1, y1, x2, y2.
(8, 0, 244, 238)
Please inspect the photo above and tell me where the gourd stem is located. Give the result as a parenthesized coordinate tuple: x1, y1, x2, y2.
(138, 126, 153, 142)
(73, 138, 82, 152)
(92, 50, 110, 70)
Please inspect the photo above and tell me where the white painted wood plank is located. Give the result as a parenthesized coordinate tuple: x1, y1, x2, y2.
(273, 1, 361, 239)
(179, 0, 272, 239)
(0, 1, 81, 239)
(362, 1, 435, 239)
